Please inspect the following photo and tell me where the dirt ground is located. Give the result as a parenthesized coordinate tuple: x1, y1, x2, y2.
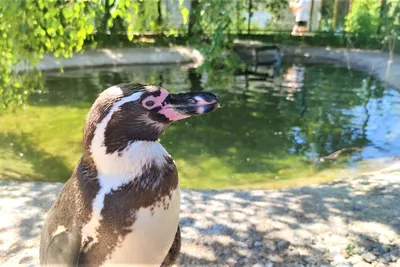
(1, 163, 399, 267)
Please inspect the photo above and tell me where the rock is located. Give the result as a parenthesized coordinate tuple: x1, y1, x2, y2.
(354, 260, 372, 267)
(330, 247, 342, 255)
(362, 252, 377, 263)
(268, 255, 283, 263)
(378, 235, 391, 245)
(390, 247, 400, 258)
(252, 264, 272, 267)
(305, 256, 317, 264)
(226, 258, 236, 266)
(276, 239, 289, 251)
(335, 227, 350, 237)
(223, 247, 231, 255)
(348, 255, 364, 264)
(390, 251, 399, 262)
(254, 241, 263, 248)
(333, 254, 346, 264)
(382, 253, 392, 263)
(253, 236, 263, 242)
(372, 246, 387, 256)
(238, 256, 247, 264)
(355, 246, 367, 255)
(335, 264, 352, 267)
(264, 241, 275, 251)
(341, 251, 350, 259)
(352, 205, 363, 211)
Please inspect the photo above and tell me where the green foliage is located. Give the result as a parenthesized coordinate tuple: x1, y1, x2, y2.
(185, 0, 288, 80)
(187, 1, 237, 70)
(345, 0, 381, 36)
(381, 0, 400, 51)
(0, 0, 169, 108)
(345, 0, 399, 51)
(0, 0, 99, 108)
(0, 0, 291, 109)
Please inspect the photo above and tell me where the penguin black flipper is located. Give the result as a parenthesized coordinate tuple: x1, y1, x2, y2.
(40, 159, 98, 266)
(161, 226, 181, 267)
(39, 177, 82, 266)
(43, 230, 81, 266)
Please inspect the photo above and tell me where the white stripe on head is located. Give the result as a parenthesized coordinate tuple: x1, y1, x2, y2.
(90, 89, 142, 175)
(82, 86, 172, 251)
(90, 87, 169, 178)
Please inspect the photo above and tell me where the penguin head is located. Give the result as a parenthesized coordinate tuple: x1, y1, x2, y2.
(83, 83, 220, 156)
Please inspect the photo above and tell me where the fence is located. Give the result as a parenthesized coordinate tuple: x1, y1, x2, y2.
(129, 0, 360, 35)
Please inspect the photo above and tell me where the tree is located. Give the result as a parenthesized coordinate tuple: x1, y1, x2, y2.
(345, 0, 381, 36)
(0, 0, 290, 108)
(0, 0, 98, 108)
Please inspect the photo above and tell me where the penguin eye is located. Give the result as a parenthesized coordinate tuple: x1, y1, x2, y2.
(145, 100, 155, 107)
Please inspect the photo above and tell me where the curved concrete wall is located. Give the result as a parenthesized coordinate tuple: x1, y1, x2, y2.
(19, 45, 399, 90)
(16, 47, 204, 72)
(282, 46, 400, 90)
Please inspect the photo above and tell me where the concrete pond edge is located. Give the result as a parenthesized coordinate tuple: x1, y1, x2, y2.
(281, 45, 400, 90)
(15, 46, 204, 72)
(18, 45, 400, 90)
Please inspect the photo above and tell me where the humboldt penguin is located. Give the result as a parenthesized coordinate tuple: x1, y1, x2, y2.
(39, 83, 220, 266)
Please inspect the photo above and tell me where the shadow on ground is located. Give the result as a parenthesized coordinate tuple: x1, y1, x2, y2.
(178, 166, 400, 266)
(0, 181, 62, 264)
(0, 164, 399, 266)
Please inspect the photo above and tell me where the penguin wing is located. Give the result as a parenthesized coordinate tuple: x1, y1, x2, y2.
(43, 229, 81, 266)
(161, 225, 181, 267)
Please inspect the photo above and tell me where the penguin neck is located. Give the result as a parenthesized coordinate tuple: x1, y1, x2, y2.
(90, 140, 170, 185)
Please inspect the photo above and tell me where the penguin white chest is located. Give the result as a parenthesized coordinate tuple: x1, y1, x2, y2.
(103, 187, 181, 266)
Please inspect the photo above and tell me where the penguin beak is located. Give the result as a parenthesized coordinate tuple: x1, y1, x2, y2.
(159, 92, 220, 121)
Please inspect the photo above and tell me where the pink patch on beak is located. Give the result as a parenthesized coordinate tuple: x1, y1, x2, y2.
(158, 88, 191, 121)
(142, 88, 170, 109)
(159, 106, 190, 121)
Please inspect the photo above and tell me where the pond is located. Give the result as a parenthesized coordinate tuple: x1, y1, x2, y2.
(1, 62, 399, 189)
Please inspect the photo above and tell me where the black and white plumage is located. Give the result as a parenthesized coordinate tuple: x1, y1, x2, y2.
(39, 83, 220, 266)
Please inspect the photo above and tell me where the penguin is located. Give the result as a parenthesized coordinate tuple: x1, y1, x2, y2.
(39, 83, 220, 267)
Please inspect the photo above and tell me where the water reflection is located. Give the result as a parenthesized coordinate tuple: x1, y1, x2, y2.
(1, 62, 399, 187)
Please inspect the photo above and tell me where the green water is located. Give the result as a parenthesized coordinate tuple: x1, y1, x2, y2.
(1, 62, 399, 189)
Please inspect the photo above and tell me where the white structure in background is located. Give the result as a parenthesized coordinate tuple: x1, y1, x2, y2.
(248, 1, 322, 32)
(165, 0, 322, 32)
(164, 0, 191, 29)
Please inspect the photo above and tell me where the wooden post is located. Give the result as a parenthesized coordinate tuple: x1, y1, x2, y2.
(236, 0, 241, 33)
(332, 0, 340, 29)
(188, 0, 200, 37)
(247, 0, 253, 35)
(157, 0, 163, 31)
(318, 0, 324, 30)
(309, 0, 315, 32)
(377, 0, 387, 34)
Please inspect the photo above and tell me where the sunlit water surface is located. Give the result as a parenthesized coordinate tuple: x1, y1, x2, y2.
(1, 62, 399, 188)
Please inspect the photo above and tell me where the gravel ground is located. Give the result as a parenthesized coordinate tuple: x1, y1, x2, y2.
(1, 163, 400, 267)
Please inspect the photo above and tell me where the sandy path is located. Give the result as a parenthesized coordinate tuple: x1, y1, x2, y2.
(1, 163, 400, 267)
